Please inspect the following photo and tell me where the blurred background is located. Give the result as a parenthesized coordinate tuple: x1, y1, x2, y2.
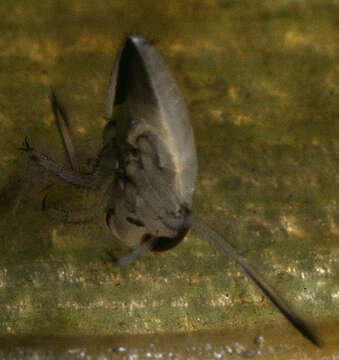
(0, 0, 338, 359)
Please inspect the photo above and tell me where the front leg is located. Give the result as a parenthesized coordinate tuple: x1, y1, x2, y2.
(107, 237, 155, 265)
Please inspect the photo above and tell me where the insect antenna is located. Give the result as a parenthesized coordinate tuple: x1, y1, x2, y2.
(190, 215, 320, 347)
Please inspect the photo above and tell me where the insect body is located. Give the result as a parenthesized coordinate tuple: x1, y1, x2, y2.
(22, 35, 319, 346)
(104, 36, 197, 255)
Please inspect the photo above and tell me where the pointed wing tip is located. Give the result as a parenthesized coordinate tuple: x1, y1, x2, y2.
(128, 35, 147, 44)
(126, 35, 155, 49)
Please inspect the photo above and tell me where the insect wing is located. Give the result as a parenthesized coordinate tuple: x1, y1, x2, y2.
(106, 36, 197, 248)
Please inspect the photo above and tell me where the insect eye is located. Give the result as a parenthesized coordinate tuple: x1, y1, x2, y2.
(130, 146, 138, 158)
(141, 228, 190, 252)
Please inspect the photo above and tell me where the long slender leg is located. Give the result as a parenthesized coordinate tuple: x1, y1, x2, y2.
(105, 53, 120, 121)
(191, 215, 320, 347)
(50, 89, 79, 170)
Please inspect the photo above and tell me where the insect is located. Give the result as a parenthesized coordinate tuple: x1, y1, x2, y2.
(22, 35, 319, 346)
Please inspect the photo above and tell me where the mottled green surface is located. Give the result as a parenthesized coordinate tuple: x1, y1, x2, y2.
(0, 0, 338, 358)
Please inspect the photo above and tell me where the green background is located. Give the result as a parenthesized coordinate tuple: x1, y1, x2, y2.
(0, 0, 338, 358)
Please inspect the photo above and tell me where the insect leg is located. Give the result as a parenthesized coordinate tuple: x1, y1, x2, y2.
(191, 215, 320, 347)
(41, 194, 103, 224)
(108, 238, 155, 266)
(50, 89, 79, 170)
(20, 137, 107, 189)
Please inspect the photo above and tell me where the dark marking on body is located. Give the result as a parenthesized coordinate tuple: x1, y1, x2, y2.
(142, 227, 190, 252)
(126, 217, 145, 227)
